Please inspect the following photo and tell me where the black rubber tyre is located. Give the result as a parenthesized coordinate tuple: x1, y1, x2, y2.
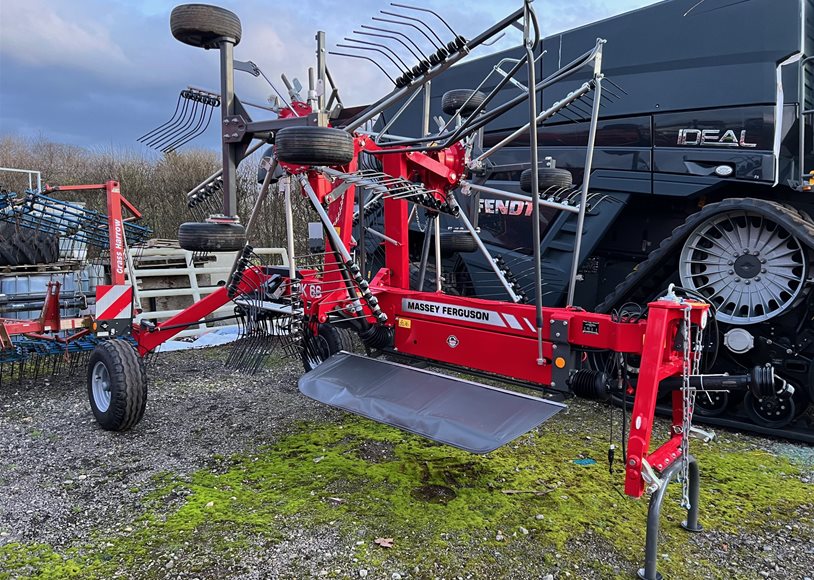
(519, 167, 573, 193)
(87, 339, 147, 431)
(302, 323, 354, 372)
(178, 221, 246, 252)
(409, 263, 460, 294)
(743, 391, 796, 429)
(438, 230, 478, 254)
(441, 89, 487, 117)
(0, 226, 60, 266)
(275, 127, 355, 166)
(170, 4, 242, 49)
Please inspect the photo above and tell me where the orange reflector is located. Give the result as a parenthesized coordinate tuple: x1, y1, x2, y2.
(554, 356, 567, 369)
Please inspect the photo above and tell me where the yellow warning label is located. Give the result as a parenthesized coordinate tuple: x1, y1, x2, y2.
(398, 318, 411, 329)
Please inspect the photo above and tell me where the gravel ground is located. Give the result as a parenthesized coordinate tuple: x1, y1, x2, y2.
(1, 346, 812, 579)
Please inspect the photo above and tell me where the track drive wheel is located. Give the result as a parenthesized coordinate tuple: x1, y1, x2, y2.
(302, 323, 354, 372)
(171, 4, 242, 49)
(87, 339, 147, 431)
(178, 221, 247, 252)
(275, 126, 355, 166)
(679, 209, 809, 324)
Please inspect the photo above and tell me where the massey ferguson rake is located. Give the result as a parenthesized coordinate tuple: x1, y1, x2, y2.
(34, 1, 784, 577)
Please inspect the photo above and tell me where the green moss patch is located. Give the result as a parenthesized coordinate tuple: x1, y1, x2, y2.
(2, 415, 811, 579)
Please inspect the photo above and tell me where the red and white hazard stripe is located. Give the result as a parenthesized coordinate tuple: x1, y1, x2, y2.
(95, 285, 133, 320)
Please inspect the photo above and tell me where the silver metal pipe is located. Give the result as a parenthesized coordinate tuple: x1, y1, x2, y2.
(373, 88, 424, 144)
(455, 203, 520, 302)
(219, 38, 238, 217)
(523, 0, 544, 363)
(245, 158, 277, 236)
(299, 175, 353, 263)
(566, 76, 603, 306)
(433, 214, 442, 292)
(185, 140, 265, 201)
(464, 182, 580, 214)
(283, 176, 297, 281)
(474, 82, 591, 164)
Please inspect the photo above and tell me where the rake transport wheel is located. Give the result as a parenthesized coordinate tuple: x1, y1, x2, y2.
(441, 89, 487, 117)
(170, 4, 242, 49)
(519, 167, 573, 193)
(275, 127, 355, 166)
(178, 221, 247, 252)
(87, 339, 147, 431)
(302, 323, 354, 372)
(694, 390, 731, 418)
(679, 209, 809, 325)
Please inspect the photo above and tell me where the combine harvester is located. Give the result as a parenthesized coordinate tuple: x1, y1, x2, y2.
(126, 1, 791, 576)
(380, 0, 814, 443)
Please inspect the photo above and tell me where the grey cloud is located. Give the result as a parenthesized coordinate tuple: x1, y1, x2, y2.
(0, 0, 657, 149)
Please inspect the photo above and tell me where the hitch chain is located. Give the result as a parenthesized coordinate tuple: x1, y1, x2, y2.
(679, 303, 703, 509)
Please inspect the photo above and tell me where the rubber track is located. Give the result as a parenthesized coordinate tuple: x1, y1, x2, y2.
(107, 340, 148, 431)
(596, 197, 814, 313)
(595, 198, 814, 442)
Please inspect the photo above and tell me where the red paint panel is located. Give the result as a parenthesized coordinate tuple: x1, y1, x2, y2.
(394, 316, 553, 386)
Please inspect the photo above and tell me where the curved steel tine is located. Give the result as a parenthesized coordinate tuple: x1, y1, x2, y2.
(361, 24, 430, 62)
(152, 96, 199, 149)
(328, 51, 397, 85)
(372, 15, 440, 51)
(162, 99, 207, 152)
(162, 97, 214, 152)
(145, 93, 194, 148)
(173, 95, 218, 149)
(390, 3, 459, 38)
(380, 10, 445, 47)
(335, 43, 405, 75)
(344, 37, 410, 70)
(354, 30, 423, 64)
(138, 91, 184, 142)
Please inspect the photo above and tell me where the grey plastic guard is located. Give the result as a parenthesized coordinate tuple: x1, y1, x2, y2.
(298, 352, 566, 454)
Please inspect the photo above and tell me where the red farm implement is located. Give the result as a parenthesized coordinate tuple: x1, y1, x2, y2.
(129, 1, 794, 576)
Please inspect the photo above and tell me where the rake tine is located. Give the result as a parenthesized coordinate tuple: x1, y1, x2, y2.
(144, 92, 193, 148)
(391, 3, 460, 38)
(605, 77, 628, 95)
(137, 91, 184, 142)
(360, 25, 431, 64)
(380, 9, 445, 48)
(345, 37, 412, 71)
(328, 52, 397, 85)
(153, 97, 201, 150)
(162, 97, 216, 153)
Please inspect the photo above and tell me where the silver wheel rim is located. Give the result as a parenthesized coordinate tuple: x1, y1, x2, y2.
(91, 361, 112, 412)
(679, 210, 807, 324)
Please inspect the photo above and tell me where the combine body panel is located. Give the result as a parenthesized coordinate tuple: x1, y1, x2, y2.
(381, 0, 814, 441)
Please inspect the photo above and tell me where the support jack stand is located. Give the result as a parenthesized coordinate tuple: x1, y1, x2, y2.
(638, 455, 702, 580)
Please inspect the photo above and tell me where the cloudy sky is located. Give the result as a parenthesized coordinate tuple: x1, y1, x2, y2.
(0, 0, 658, 151)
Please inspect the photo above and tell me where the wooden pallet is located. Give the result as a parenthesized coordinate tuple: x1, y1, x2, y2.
(0, 261, 84, 275)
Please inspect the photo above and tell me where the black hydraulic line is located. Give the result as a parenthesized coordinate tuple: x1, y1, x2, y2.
(329, 51, 397, 85)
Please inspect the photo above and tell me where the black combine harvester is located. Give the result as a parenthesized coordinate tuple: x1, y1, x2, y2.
(370, 0, 814, 442)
